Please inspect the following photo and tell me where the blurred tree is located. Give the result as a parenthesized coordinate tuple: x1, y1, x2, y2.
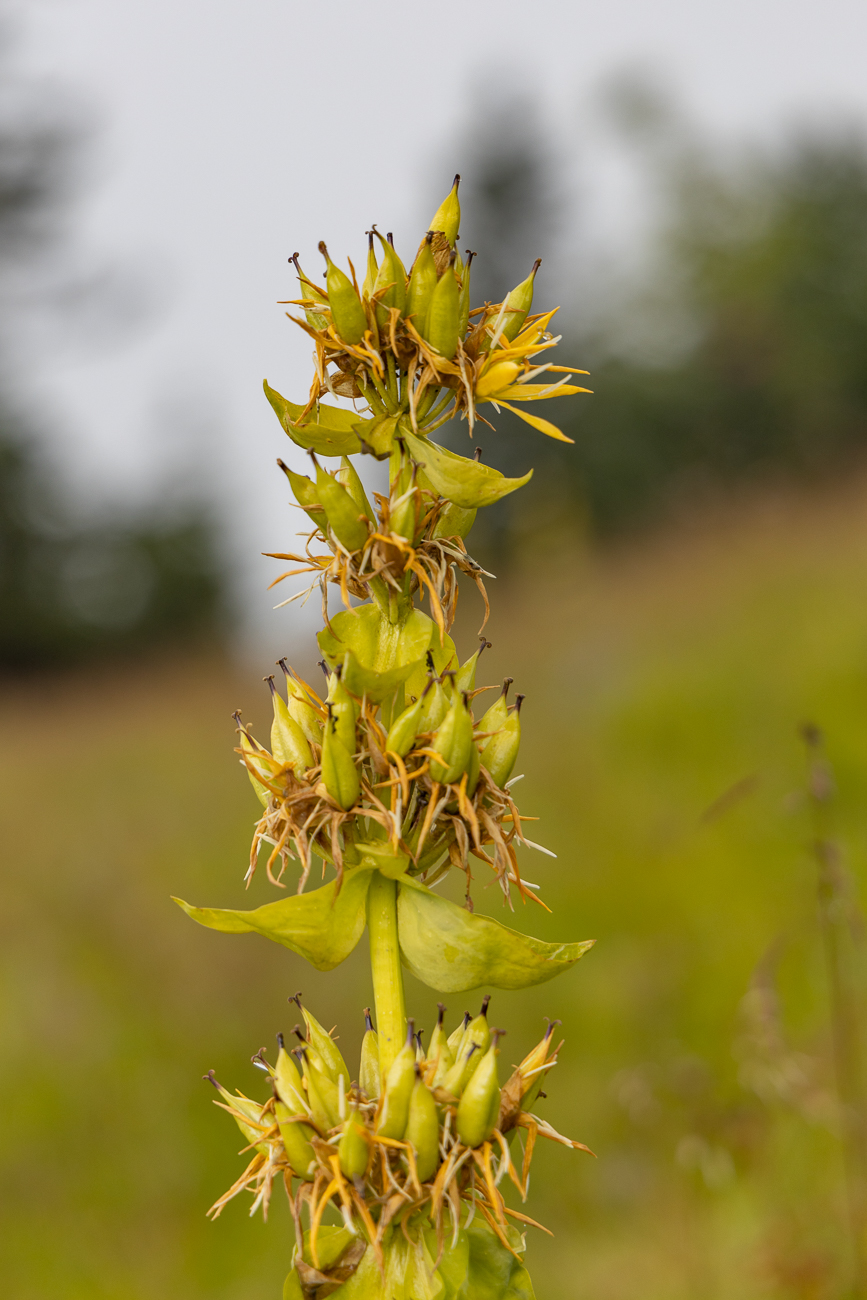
(0, 33, 225, 670)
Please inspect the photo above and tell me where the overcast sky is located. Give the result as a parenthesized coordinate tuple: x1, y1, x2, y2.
(14, 0, 867, 640)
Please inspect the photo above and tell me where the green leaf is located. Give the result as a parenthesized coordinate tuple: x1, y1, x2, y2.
(353, 413, 399, 459)
(396, 880, 594, 992)
(317, 604, 437, 703)
(264, 380, 370, 457)
(402, 429, 532, 509)
(173, 867, 374, 970)
(465, 1222, 535, 1300)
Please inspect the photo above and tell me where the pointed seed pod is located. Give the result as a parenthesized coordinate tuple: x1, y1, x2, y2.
(274, 1033, 309, 1113)
(466, 738, 481, 797)
(319, 241, 367, 345)
(362, 231, 378, 301)
(267, 677, 313, 775)
(277, 459, 328, 532)
(360, 1008, 381, 1099)
(300, 1048, 342, 1131)
(419, 676, 449, 733)
(497, 259, 541, 344)
(406, 232, 438, 334)
(431, 498, 477, 542)
(278, 660, 323, 744)
(320, 714, 360, 810)
(372, 230, 407, 326)
(326, 672, 359, 751)
(456, 1031, 502, 1148)
(291, 253, 329, 331)
(385, 694, 424, 759)
(442, 1041, 480, 1099)
(457, 249, 475, 338)
(480, 696, 522, 788)
(428, 1004, 455, 1088)
(423, 253, 461, 360)
(453, 638, 490, 695)
(461, 995, 492, 1084)
(376, 1020, 417, 1139)
(275, 1097, 317, 1178)
(336, 455, 374, 524)
(296, 997, 350, 1089)
(447, 1011, 471, 1057)
(204, 1072, 270, 1152)
(428, 174, 461, 246)
(478, 679, 512, 736)
(430, 691, 474, 784)
(405, 1068, 440, 1182)
(314, 461, 370, 553)
(234, 713, 271, 807)
(338, 1108, 370, 1180)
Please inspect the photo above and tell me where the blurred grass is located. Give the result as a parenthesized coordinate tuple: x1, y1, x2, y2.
(3, 478, 867, 1299)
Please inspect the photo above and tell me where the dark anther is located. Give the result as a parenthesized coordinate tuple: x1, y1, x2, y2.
(474, 447, 483, 462)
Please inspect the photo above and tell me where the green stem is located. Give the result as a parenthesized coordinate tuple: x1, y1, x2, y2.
(367, 872, 406, 1076)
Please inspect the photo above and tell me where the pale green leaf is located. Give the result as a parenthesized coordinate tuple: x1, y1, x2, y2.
(396, 881, 594, 992)
(317, 604, 437, 703)
(173, 868, 374, 971)
(402, 430, 532, 509)
(264, 380, 370, 457)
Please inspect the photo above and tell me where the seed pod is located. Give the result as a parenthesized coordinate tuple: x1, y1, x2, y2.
(406, 233, 437, 334)
(427, 1004, 455, 1088)
(362, 231, 378, 301)
(359, 1008, 381, 1099)
(320, 716, 360, 810)
(453, 638, 490, 695)
(497, 259, 541, 344)
(479, 697, 522, 788)
(456, 1033, 502, 1148)
(275, 1098, 317, 1178)
(376, 1021, 416, 1140)
(372, 231, 407, 327)
(274, 1033, 309, 1113)
(442, 1042, 480, 1099)
(457, 249, 475, 338)
(461, 996, 492, 1084)
(319, 241, 367, 345)
(326, 673, 359, 751)
(205, 1071, 270, 1152)
(431, 499, 477, 542)
(235, 713, 271, 807)
(291, 253, 329, 332)
(447, 1011, 471, 1057)
(278, 660, 324, 744)
(423, 254, 461, 360)
(314, 462, 370, 553)
(267, 678, 313, 775)
(405, 1069, 440, 1182)
(277, 459, 328, 533)
(297, 999, 350, 1089)
(338, 1108, 370, 1180)
(520, 1020, 560, 1112)
(336, 455, 374, 524)
(478, 679, 512, 736)
(429, 692, 474, 784)
(385, 694, 424, 759)
(428, 175, 461, 247)
(300, 1049, 342, 1132)
(419, 676, 449, 733)
(389, 484, 422, 544)
(466, 738, 481, 797)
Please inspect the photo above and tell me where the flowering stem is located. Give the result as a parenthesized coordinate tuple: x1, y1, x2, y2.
(367, 872, 406, 1076)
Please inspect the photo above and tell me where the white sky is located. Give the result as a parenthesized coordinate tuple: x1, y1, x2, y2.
(13, 0, 867, 639)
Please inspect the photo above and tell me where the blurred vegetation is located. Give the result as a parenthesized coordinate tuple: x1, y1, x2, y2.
(0, 36, 226, 671)
(3, 481, 867, 1298)
(453, 95, 867, 556)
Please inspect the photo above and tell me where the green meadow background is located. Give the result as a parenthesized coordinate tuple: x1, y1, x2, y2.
(4, 476, 867, 1300)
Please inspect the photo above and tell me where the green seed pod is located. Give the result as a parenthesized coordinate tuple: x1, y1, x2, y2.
(300, 1049, 342, 1132)
(359, 1009, 381, 1100)
(431, 499, 477, 542)
(336, 455, 374, 525)
(406, 233, 437, 334)
(466, 738, 481, 797)
(442, 1042, 480, 1099)
(235, 713, 271, 807)
(326, 673, 359, 752)
(389, 485, 420, 543)
(277, 660, 323, 745)
(376, 1021, 416, 1140)
(462, 996, 492, 1077)
(405, 1069, 440, 1182)
(479, 697, 522, 788)
(277, 459, 329, 533)
(205, 1072, 270, 1152)
(320, 716, 360, 810)
(457, 249, 475, 338)
(447, 1011, 471, 1057)
(453, 638, 490, 696)
(372, 230, 407, 327)
(362, 232, 378, 301)
(497, 258, 541, 343)
(423, 254, 461, 360)
(419, 676, 449, 734)
(318, 241, 367, 345)
(315, 462, 370, 553)
(297, 999, 350, 1089)
(429, 691, 474, 784)
(428, 175, 461, 247)
(477, 679, 512, 736)
(291, 253, 329, 331)
(275, 1098, 317, 1178)
(456, 1033, 501, 1148)
(428, 1004, 455, 1088)
(274, 1034, 309, 1113)
(267, 677, 313, 775)
(385, 694, 424, 759)
(338, 1108, 370, 1180)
